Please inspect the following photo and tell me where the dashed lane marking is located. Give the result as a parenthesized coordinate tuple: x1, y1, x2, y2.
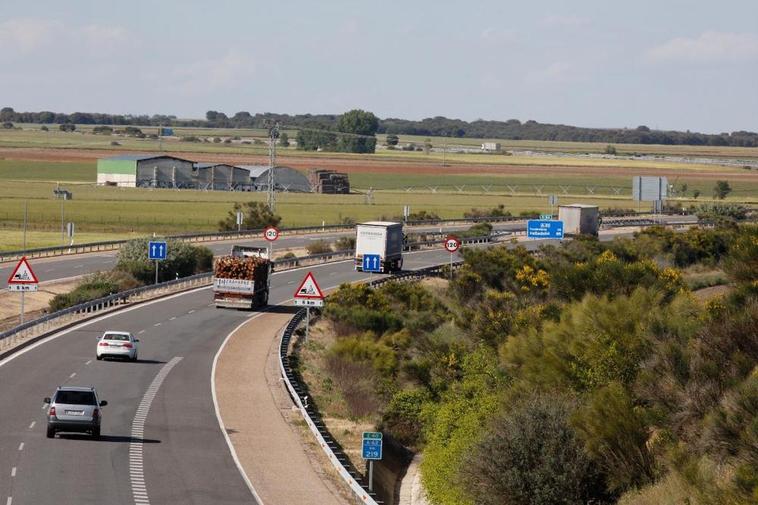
(188, 310, 195, 314)
(85, 360, 92, 365)
(17, 443, 23, 451)
(10, 467, 16, 477)
(169, 317, 176, 321)
(153, 323, 161, 327)
(138, 330, 145, 335)
(129, 357, 182, 505)
(6, 496, 12, 505)
(69, 373, 76, 378)
(28, 421, 35, 429)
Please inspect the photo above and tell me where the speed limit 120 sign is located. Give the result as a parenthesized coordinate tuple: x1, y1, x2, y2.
(444, 236, 460, 253)
(263, 226, 280, 242)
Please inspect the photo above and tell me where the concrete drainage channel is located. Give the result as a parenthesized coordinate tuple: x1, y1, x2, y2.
(278, 263, 461, 505)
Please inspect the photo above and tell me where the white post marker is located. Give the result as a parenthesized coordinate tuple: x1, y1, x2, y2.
(444, 235, 460, 279)
(7, 256, 39, 324)
(293, 272, 325, 341)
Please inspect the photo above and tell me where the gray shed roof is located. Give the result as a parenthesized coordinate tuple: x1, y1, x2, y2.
(102, 154, 193, 163)
(238, 165, 269, 178)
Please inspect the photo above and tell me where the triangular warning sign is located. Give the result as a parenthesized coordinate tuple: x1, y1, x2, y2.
(293, 272, 324, 299)
(8, 256, 39, 284)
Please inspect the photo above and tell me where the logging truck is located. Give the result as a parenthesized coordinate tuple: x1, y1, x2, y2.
(213, 245, 271, 309)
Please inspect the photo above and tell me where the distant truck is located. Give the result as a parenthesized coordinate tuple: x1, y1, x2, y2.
(213, 245, 270, 309)
(558, 204, 600, 236)
(354, 221, 404, 273)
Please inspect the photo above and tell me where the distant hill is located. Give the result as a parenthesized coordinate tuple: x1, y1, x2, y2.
(2, 107, 756, 147)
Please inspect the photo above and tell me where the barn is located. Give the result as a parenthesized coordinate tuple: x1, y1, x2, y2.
(239, 165, 312, 192)
(97, 154, 195, 188)
(195, 163, 253, 191)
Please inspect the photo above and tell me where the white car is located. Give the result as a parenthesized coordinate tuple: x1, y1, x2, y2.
(96, 331, 139, 361)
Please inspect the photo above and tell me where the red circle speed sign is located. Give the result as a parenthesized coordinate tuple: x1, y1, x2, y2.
(444, 236, 460, 253)
(263, 226, 280, 242)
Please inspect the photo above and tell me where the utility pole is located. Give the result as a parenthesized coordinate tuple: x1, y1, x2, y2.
(267, 123, 280, 212)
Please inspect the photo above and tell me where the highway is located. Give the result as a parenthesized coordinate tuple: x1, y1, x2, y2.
(0, 245, 511, 505)
(0, 222, 527, 284)
(0, 223, 673, 504)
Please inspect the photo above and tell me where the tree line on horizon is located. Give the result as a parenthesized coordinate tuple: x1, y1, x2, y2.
(2, 106, 757, 148)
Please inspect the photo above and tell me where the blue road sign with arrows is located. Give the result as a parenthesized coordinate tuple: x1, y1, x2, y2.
(362, 432, 383, 460)
(148, 241, 167, 260)
(362, 254, 381, 273)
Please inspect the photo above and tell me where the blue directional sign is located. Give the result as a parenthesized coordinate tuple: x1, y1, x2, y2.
(362, 254, 381, 273)
(362, 432, 383, 460)
(148, 241, 167, 260)
(527, 220, 564, 239)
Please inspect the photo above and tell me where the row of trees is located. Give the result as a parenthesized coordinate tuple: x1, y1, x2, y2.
(316, 224, 757, 504)
(3, 106, 756, 147)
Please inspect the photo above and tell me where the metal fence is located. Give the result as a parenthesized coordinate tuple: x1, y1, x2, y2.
(277, 262, 461, 505)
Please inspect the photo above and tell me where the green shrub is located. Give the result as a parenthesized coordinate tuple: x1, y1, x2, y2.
(461, 394, 611, 505)
(572, 383, 656, 492)
(115, 238, 212, 284)
(381, 388, 430, 447)
(48, 271, 140, 312)
(334, 236, 355, 251)
(306, 239, 333, 255)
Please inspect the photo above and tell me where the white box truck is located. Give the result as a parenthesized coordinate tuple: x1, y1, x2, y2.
(354, 221, 404, 273)
(558, 204, 600, 236)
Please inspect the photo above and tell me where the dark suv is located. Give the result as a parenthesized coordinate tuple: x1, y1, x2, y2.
(44, 386, 107, 438)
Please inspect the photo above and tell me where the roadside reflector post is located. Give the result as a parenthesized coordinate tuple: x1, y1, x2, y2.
(305, 306, 310, 342)
(369, 460, 374, 493)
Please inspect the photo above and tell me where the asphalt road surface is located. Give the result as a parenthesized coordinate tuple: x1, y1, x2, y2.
(0, 245, 515, 505)
(0, 230, 655, 504)
(0, 222, 527, 284)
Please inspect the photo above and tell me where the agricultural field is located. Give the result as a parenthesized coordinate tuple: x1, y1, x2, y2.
(0, 126, 756, 251)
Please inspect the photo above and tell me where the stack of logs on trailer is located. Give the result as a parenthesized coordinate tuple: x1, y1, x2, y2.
(213, 256, 269, 280)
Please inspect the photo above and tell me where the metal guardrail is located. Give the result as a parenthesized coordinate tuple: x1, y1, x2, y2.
(277, 262, 462, 505)
(0, 212, 689, 263)
(0, 272, 213, 353)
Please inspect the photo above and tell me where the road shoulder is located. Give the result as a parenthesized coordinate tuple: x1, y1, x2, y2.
(214, 310, 351, 505)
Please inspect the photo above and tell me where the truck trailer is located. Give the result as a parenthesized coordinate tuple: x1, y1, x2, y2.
(213, 246, 270, 309)
(354, 221, 404, 273)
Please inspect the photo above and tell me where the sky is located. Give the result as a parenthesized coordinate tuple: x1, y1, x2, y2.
(0, 0, 756, 133)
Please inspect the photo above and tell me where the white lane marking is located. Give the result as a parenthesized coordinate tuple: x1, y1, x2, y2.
(188, 310, 195, 314)
(129, 357, 183, 505)
(10, 467, 16, 477)
(6, 497, 12, 505)
(153, 323, 161, 327)
(17, 443, 23, 451)
(287, 280, 295, 284)
(28, 421, 35, 429)
(69, 372, 76, 378)
(211, 314, 266, 505)
(85, 360, 92, 365)
(138, 330, 145, 335)
(169, 317, 176, 321)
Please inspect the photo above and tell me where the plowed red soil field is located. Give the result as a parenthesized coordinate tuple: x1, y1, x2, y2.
(0, 147, 754, 181)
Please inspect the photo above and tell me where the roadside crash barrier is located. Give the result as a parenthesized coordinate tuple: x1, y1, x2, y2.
(1, 211, 697, 263)
(277, 262, 463, 505)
